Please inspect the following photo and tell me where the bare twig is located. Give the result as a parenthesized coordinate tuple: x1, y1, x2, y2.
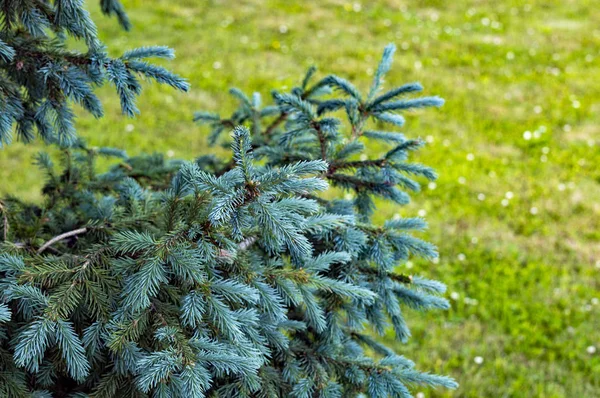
(37, 227, 88, 254)
(312, 121, 328, 161)
(264, 112, 288, 137)
(217, 236, 258, 261)
(238, 236, 258, 251)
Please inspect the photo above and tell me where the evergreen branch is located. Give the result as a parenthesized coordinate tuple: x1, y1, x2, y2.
(368, 83, 423, 110)
(0, 201, 7, 241)
(328, 158, 388, 173)
(55, 319, 91, 381)
(13, 317, 56, 373)
(359, 266, 413, 284)
(368, 43, 396, 100)
(122, 46, 174, 60)
(0, 303, 11, 322)
(316, 75, 362, 100)
(37, 227, 88, 254)
(326, 173, 391, 190)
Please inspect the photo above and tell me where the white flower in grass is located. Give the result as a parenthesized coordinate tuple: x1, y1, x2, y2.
(587, 346, 597, 354)
(474, 356, 484, 364)
(464, 297, 479, 306)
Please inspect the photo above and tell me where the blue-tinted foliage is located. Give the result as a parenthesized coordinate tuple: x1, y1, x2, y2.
(0, 43, 456, 397)
(0, 0, 187, 147)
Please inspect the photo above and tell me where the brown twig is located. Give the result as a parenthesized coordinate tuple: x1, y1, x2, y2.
(263, 112, 288, 137)
(311, 121, 328, 161)
(37, 227, 88, 254)
(217, 236, 258, 261)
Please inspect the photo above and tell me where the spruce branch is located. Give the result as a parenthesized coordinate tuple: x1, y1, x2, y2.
(328, 158, 388, 173)
(359, 265, 413, 284)
(0, 1, 188, 146)
(0, 201, 7, 241)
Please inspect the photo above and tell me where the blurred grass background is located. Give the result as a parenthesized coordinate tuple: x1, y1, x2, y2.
(1, 0, 599, 396)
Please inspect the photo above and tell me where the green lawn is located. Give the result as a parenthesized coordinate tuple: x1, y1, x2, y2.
(1, 0, 599, 396)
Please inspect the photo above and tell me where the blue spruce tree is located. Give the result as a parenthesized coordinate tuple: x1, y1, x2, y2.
(0, 0, 188, 147)
(0, 2, 458, 397)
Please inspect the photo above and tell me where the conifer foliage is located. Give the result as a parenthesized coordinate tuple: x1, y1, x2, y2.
(0, 43, 457, 396)
(0, 0, 188, 147)
(0, 2, 458, 395)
